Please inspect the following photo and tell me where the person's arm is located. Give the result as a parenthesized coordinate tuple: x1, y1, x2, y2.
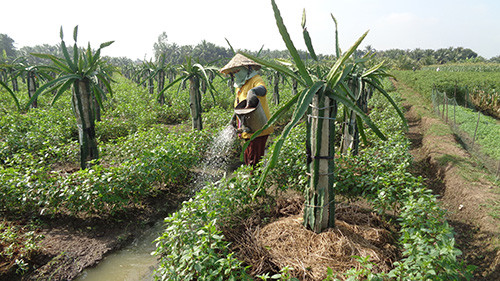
(246, 85, 266, 108)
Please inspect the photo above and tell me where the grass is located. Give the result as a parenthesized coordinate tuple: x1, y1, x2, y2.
(436, 154, 463, 166)
(487, 199, 500, 220)
(452, 106, 500, 160)
(393, 72, 500, 235)
(488, 184, 500, 228)
(390, 78, 433, 119)
(427, 122, 454, 137)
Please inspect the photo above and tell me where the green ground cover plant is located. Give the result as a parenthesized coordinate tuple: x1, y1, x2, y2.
(393, 69, 499, 117)
(154, 81, 473, 280)
(0, 220, 41, 275)
(421, 63, 500, 73)
(393, 69, 500, 101)
(0, 72, 234, 218)
(336, 90, 474, 280)
(1, 34, 478, 278)
(452, 106, 500, 160)
(154, 167, 256, 281)
(0, 70, 234, 275)
(0, 120, 210, 216)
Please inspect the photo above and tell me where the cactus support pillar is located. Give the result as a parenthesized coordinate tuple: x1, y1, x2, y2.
(304, 90, 337, 233)
(189, 75, 202, 130)
(73, 79, 98, 169)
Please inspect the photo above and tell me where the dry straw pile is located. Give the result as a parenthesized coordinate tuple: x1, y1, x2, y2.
(226, 198, 399, 280)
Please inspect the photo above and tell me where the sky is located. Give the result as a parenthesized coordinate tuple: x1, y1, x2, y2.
(2, 0, 499, 60)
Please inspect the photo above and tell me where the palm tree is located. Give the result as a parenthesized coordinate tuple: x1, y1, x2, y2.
(27, 26, 114, 169)
(242, 1, 406, 233)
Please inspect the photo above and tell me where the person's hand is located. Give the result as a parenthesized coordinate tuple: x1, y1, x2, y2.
(230, 114, 237, 129)
(246, 90, 259, 108)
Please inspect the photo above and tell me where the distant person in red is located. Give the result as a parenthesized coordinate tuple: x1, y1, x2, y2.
(220, 54, 273, 168)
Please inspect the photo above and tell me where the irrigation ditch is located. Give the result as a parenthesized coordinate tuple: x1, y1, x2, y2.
(73, 126, 237, 281)
(10, 127, 236, 281)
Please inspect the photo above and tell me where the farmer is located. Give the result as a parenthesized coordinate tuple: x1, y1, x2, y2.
(220, 54, 274, 168)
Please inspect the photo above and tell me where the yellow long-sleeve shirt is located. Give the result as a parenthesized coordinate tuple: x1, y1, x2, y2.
(234, 75, 274, 139)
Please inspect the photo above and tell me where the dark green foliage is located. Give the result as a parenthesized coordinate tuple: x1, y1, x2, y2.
(334, 89, 474, 280)
(0, 72, 228, 216)
(0, 127, 209, 215)
(0, 34, 16, 58)
(0, 106, 76, 164)
(393, 69, 500, 106)
(154, 168, 256, 281)
(369, 47, 481, 69)
(263, 124, 308, 193)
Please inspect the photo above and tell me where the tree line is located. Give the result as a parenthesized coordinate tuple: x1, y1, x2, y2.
(2, 32, 500, 73)
(366, 46, 500, 69)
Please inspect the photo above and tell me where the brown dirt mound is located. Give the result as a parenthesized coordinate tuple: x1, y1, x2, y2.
(229, 198, 398, 281)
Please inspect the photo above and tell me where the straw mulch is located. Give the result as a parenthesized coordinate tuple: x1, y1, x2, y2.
(225, 197, 399, 280)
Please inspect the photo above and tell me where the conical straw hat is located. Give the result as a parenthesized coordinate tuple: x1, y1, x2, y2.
(220, 53, 261, 74)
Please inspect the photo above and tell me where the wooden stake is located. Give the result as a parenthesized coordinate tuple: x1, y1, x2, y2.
(472, 110, 481, 150)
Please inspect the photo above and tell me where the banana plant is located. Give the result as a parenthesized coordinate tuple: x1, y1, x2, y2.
(27, 26, 114, 169)
(158, 56, 218, 130)
(241, 0, 406, 233)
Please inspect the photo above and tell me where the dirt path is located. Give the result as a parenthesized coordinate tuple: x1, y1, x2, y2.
(396, 79, 500, 280)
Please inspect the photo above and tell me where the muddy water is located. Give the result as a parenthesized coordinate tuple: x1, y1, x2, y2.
(74, 125, 237, 281)
(74, 221, 162, 281)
